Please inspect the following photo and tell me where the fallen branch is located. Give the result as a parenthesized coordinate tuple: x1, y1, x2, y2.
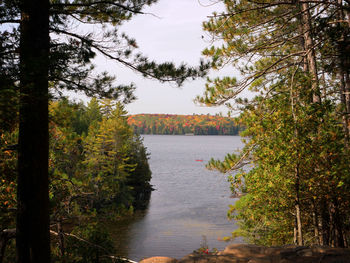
(0, 228, 137, 263)
(50, 230, 138, 263)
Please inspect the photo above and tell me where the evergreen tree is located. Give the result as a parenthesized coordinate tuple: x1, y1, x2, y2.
(16, 0, 50, 262)
(1, 1, 208, 261)
(200, 0, 350, 247)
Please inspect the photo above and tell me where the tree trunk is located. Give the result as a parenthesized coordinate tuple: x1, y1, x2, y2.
(342, 230, 348, 247)
(293, 219, 298, 245)
(295, 201, 303, 245)
(295, 165, 303, 246)
(329, 202, 336, 247)
(318, 207, 325, 246)
(344, 73, 350, 139)
(17, 0, 50, 262)
(340, 71, 350, 146)
(320, 201, 330, 246)
(290, 75, 303, 246)
(329, 200, 345, 247)
(311, 201, 320, 245)
(299, 1, 321, 104)
(338, 0, 350, 146)
(58, 220, 65, 263)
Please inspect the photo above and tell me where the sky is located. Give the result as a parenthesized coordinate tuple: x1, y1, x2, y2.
(88, 0, 245, 115)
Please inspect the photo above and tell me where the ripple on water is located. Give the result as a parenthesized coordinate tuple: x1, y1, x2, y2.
(108, 135, 245, 260)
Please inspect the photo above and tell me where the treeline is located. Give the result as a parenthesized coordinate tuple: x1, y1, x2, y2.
(127, 114, 242, 135)
(201, 0, 350, 248)
(0, 98, 152, 262)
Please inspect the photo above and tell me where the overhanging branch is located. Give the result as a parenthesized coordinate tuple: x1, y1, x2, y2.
(50, 1, 144, 14)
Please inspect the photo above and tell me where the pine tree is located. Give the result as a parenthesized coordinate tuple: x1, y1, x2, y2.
(200, 0, 350, 247)
(1, 1, 209, 261)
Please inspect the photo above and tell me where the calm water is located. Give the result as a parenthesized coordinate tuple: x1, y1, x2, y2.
(109, 135, 244, 260)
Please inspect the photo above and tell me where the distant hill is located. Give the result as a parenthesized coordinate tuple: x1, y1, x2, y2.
(127, 114, 243, 135)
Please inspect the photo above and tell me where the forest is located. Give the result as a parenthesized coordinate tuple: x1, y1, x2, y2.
(0, 0, 207, 262)
(200, 0, 350, 248)
(1, 0, 350, 262)
(127, 114, 242, 135)
(1, 98, 153, 262)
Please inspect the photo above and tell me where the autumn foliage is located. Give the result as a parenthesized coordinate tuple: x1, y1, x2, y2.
(127, 114, 242, 135)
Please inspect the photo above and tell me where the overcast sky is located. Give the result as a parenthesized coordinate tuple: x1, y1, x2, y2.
(94, 0, 243, 115)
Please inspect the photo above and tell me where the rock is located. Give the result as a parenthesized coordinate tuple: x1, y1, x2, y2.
(140, 256, 178, 263)
(146, 244, 350, 263)
(310, 246, 350, 255)
(222, 244, 266, 258)
(246, 258, 272, 263)
(179, 254, 248, 263)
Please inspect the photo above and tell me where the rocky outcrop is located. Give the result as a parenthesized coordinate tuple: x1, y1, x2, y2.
(140, 244, 350, 263)
(140, 256, 178, 263)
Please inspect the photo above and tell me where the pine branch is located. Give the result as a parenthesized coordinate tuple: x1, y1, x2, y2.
(51, 27, 206, 85)
(50, 1, 144, 14)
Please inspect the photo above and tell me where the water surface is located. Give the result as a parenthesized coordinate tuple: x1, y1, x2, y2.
(110, 135, 244, 260)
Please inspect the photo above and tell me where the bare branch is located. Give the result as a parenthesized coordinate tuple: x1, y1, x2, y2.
(50, 230, 137, 263)
(1, 144, 18, 151)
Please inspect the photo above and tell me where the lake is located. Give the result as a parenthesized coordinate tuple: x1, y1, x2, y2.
(109, 135, 244, 260)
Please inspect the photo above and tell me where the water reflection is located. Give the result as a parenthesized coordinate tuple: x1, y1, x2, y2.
(108, 135, 244, 260)
(107, 209, 149, 258)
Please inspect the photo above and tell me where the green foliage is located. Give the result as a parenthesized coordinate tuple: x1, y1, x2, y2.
(1, 0, 209, 261)
(48, 98, 152, 221)
(207, 79, 350, 245)
(64, 223, 116, 263)
(193, 236, 218, 255)
(0, 0, 210, 104)
(206, 73, 350, 245)
(0, 97, 152, 261)
(0, 130, 17, 229)
(0, 85, 18, 133)
(126, 135, 152, 209)
(200, 0, 350, 247)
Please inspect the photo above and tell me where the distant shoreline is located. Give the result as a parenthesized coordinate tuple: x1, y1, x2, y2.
(128, 113, 243, 136)
(139, 134, 240, 136)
